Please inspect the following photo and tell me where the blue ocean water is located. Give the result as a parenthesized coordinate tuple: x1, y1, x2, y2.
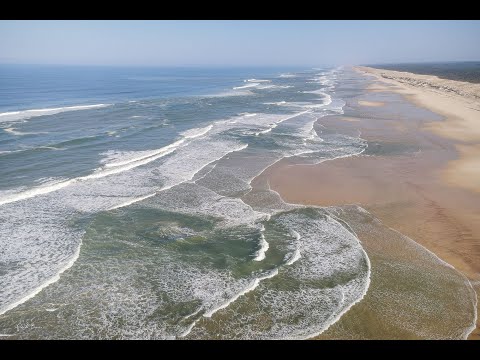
(0, 65, 298, 111)
(0, 65, 475, 339)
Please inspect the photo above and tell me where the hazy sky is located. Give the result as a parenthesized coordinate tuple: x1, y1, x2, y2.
(1, 20, 479, 66)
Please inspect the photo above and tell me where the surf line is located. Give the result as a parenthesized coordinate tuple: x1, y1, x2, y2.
(0, 104, 112, 123)
(253, 224, 269, 261)
(0, 141, 251, 318)
(285, 230, 301, 266)
(203, 269, 279, 318)
(0, 237, 83, 316)
(254, 110, 311, 136)
(289, 212, 372, 340)
(0, 125, 216, 207)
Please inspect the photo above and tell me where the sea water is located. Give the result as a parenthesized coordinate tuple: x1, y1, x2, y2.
(0, 65, 475, 339)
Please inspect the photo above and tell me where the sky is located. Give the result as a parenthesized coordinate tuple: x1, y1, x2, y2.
(0, 20, 479, 67)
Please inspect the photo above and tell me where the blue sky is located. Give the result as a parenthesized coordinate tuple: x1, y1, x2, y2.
(0, 20, 479, 66)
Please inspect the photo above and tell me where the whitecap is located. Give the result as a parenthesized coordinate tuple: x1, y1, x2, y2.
(233, 83, 260, 90)
(253, 225, 269, 261)
(0, 104, 111, 123)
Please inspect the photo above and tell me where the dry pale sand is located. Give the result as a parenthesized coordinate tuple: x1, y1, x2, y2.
(443, 143, 480, 195)
(357, 66, 480, 194)
(254, 68, 480, 339)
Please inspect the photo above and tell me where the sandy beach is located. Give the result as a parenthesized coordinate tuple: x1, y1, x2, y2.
(358, 66, 480, 194)
(252, 67, 480, 339)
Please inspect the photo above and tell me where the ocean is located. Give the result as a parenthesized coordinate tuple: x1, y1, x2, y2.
(0, 65, 475, 339)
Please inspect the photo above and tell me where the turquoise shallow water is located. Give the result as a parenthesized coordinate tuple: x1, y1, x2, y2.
(0, 66, 475, 339)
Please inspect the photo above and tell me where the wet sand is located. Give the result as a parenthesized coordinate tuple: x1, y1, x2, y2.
(252, 68, 480, 339)
(358, 66, 480, 195)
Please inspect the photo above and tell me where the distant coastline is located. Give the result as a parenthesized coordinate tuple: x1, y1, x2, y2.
(364, 62, 480, 84)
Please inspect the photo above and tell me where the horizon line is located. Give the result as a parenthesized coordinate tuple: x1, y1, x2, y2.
(1, 60, 479, 68)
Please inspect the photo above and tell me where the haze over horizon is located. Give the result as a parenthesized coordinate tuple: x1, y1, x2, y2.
(0, 20, 479, 67)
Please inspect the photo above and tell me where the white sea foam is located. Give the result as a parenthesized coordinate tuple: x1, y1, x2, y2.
(279, 73, 296, 78)
(183, 307, 203, 320)
(302, 90, 333, 105)
(205, 89, 254, 97)
(323, 94, 332, 106)
(254, 110, 311, 136)
(253, 225, 269, 261)
(203, 269, 279, 318)
(2, 67, 472, 340)
(108, 193, 157, 211)
(85, 144, 182, 180)
(285, 248, 301, 266)
(296, 213, 372, 340)
(0, 143, 180, 207)
(264, 101, 287, 106)
(4, 128, 24, 135)
(180, 124, 213, 139)
(167, 83, 375, 338)
(0, 68, 375, 338)
(0, 139, 252, 318)
(0, 104, 111, 123)
(0, 235, 82, 316)
(0, 125, 215, 207)
(0, 124, 216, 207)
(191, 163, 218, 184)
(192, 111, 330, 201)
(233, 83, 260, 90)
(40, 146, 63, 151)
(159, 142, 250, 198)
(102, 140, 185, 169)
(303, 89, 327, 95)
(246, 79, 271, 83)
(257, 85, 293, 90)
(3, 127, 48, 136)
(0, 179, 75, 207)
(255, 127, 273, 136)
(264, 211, 370, 340)
(285, 230, 302, 265)
(263, 98, 330, 110)
(184, 208, 371, 339)
(178, 319, 198, 338)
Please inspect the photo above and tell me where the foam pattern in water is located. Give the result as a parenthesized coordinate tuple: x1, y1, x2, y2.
(186, 208, 370, 339)
(1, 67, 474, 340)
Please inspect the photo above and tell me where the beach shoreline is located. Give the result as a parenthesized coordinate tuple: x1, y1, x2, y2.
(252, 66, 480, 339)
(357, 66, 480, 195)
